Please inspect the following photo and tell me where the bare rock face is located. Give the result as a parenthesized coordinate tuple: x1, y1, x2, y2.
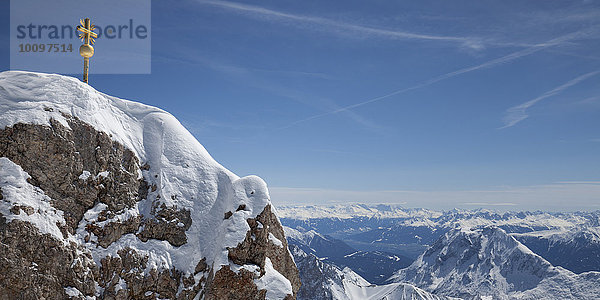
(0, 217, 97, 299)
(137, 203, 192, 247)
(0, 116, 147, 231)
(207, 266, 267, 300)
(0, 116, 300, 299)
(98, 247, 189, 299)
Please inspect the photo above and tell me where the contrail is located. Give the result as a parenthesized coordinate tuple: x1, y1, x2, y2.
(501, 70, 600, 128)
(279, 29, 591, 129)
(200, 0, 478, 46)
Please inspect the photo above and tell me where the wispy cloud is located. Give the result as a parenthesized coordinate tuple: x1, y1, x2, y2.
(181, 2, 599, 131)
(574, 96, 600, 106)
(279, 30, 591, 129)
(501, 70, 600, 128)
(547, 49, 600, 62)
(198, 0, 481, 49)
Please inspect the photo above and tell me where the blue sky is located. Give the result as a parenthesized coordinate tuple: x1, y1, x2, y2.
(2, 0, 600, 210)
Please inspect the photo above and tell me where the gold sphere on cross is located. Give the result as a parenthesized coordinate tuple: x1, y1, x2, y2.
(79, 44, 94, 58)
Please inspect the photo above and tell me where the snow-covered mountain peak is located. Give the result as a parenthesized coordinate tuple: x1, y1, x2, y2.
(0, 71, 299, 298)
(394, 225, 600, 299)
(0, 70, 258, 270)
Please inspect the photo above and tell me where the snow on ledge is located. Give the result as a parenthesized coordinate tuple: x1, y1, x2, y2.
(254, 257, 293, 299)
(0, 157, 68, 242)
(268, 232, 283, 248)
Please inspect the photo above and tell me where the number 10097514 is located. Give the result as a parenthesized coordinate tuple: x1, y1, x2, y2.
(19, 44, 73, 53)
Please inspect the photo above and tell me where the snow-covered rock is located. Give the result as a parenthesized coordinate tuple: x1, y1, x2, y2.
(0, 71, 299, 299)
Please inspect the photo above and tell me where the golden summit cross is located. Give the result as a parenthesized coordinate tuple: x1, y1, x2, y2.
(77, 18, 98, 84)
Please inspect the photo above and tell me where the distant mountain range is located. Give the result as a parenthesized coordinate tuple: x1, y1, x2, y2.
(280, 204, 600, 299)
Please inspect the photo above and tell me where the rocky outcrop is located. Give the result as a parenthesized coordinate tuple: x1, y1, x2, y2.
(137, 203, 192, 247)
(210, 204, 300, 299)
(0, 115, 299, 299)
(228, 205, 300, 292)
